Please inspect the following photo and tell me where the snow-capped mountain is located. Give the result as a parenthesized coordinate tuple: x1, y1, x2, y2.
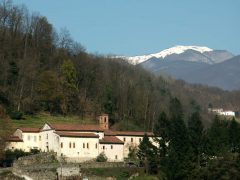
(123, 45, 213, 65)
(118, 45, 240, 90)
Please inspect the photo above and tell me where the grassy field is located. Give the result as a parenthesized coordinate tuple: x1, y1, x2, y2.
(11, 113, 96, 129)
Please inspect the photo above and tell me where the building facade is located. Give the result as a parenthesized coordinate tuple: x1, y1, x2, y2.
(7, 115, 155, 162)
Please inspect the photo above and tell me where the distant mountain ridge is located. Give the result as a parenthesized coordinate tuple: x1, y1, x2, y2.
(120, 45, 239, 90)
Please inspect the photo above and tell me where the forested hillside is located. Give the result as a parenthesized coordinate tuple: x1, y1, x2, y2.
(0, 1, 240, 130)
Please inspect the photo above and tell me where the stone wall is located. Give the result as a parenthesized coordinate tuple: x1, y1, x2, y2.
(11, 153, 127, 180)
(12, 153, 58, 180)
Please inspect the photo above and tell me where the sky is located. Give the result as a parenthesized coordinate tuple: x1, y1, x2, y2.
(13, 0, 240, 56)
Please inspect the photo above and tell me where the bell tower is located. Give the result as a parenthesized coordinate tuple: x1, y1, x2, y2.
(99, 114, 109, 130)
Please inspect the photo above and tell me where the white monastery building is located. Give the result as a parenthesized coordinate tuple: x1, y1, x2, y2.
(7, 114, 155, 162)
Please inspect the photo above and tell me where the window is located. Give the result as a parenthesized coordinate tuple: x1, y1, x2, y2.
(103, 146, 105, 150)
(95, 143, 98, 149)
(115, 155, 118, 160)
(139, 138, 142, 142)
(83, 143, 85, 148)
(39, 136, 41, 141)
(131, 138, 133, 142)
(61, 142, 63, 148)
(123, 137, 126, 142)
(111, 145, 113, 149)
(28, 135, 31, 141)
(104, 117, 107, 123)
(73, 143, 75, 148)
(46, 134, 48, 140)
(69, 142, 72, 148)
(87, 143, 89, 149)
(34, 136, 37, 142)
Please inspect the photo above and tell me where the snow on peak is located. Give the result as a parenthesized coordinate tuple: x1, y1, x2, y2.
(124, 45, 213, 65)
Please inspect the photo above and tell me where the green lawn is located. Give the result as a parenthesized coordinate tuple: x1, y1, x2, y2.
(11, 113, 96, 129)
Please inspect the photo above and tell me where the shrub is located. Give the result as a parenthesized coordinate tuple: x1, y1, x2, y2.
(7, 109, 23, 120)
(30, 148, 40, 155)
(0, 149, 29, 167)
(96, 152, 107, 162)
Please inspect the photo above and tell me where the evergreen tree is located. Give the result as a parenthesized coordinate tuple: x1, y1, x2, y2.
(137, 133, 158, 174)
(153, 111, 170, 159)
(206, 116, 230, 155)
(60, 59, 79, 114)
(188, 111, 203, 166)
(229, 117, 240, 153)
(167, 97, 192, 179)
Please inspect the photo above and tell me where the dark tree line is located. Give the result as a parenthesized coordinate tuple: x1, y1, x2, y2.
(138, 97, 240, 179)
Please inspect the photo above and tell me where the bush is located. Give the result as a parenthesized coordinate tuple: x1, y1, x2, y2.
(7, 109, 23, 120)
(0, 149, 29, 167)
(96, 152, 107, 162)
(30, 148, 40, 155)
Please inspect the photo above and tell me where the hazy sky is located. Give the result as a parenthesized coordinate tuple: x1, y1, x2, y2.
(13, 0, 240, 56)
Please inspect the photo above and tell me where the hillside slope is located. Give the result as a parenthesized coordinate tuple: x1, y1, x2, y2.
(0, 2, 240, 130)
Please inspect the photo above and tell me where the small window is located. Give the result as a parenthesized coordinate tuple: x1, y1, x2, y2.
(61, 153, 63, 156)
(83, 143, 85, 148)
(123, 137, 126, 142)
(28, 135, 31, 141)
(131, 138, 133, 142)
(104, 117, 107, 123)
(115, 155, 118, 160)
(34, 136, 37, 142)
(111, 145, 113, 149)
(139, 138, 142, 142)
(46, 134, 48, 140)
(61, 142, 63, 148)
(73, 143, 75, 148)
(103, 146, 105, 150)
(39, 136, 41, 141)
(69, 142, 72, 148)
(95, 143, 98, 149)
(87, 143, 89, 149)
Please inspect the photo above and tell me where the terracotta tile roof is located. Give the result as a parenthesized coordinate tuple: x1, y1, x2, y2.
(49, 124, 104, 132)
(114, 131, 154, 137)
(19, 127, 40, 133)
(7, 136, 23, 142)
(55, 131, 99, 138)
(100, 136, 124, 144)
(104, 130, 117, 136)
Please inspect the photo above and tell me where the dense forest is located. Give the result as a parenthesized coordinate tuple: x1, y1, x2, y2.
(0, 0, 240, 131)
(137, 98, 240, 179)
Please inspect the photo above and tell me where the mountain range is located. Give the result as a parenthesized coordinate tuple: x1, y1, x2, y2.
(121, 46, 239, 91)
